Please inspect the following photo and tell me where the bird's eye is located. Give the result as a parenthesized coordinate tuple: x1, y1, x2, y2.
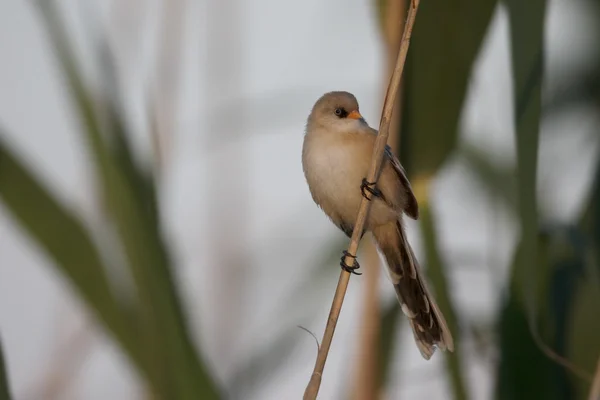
(334, 108, 343, 117)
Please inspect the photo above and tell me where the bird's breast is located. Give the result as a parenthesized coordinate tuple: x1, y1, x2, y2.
(302, 136, 369, 223)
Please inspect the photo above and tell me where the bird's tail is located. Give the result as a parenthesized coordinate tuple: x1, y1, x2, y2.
(372, 220, 454, 359)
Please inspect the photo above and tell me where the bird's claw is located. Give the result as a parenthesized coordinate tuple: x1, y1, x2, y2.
(340, 250, 361, 275)
(360, 178, 381, 200)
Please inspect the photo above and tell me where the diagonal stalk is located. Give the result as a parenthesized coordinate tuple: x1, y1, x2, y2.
(302, 1, 421, 398)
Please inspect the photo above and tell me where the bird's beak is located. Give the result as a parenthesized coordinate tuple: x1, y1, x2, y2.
(347, 110, 363, 120)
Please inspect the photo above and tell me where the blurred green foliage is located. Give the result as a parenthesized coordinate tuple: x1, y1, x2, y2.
(496, 1, 556, 399)
(401, 0, 498, 175)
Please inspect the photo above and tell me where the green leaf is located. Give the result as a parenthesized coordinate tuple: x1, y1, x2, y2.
(401, 0, 498, 175)
(95, 40, 160, 224)
(420, 204, 469, 400)
(505, 0, 546, 364)
(496, 272, 570, 400)
(377, 302, 401, 391)
(0, 336, 11, 400)
(496, 1, 557, 397)
(567, 274, 600, 399)
(458, 143, 517, 211)
(497, 228, 589, 399)
(580, 153, 600, 276)
(0, 135, 143, 375)
(568, 157, 600, 398)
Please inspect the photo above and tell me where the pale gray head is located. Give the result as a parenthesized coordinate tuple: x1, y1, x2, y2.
(306, 91, 367, 133)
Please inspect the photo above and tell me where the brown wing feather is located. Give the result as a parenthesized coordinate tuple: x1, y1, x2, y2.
(384, 145, 419, 219)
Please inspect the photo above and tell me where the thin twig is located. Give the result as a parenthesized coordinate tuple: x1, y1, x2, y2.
(352, 2, 407, 397)
(526, 317, 592, 382)
(302, 1, 421, 398)
(589, 356, 600, 400)
(298, 325, 321, 351)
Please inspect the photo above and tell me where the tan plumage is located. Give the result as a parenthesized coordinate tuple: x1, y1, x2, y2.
(302, 91, 454, 359)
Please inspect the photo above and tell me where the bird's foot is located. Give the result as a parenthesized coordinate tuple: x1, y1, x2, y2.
(360, 178, 381, 200)
(340, 250, 362, 275)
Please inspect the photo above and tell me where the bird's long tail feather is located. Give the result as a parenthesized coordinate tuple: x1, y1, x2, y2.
(372, 220, 454, 359)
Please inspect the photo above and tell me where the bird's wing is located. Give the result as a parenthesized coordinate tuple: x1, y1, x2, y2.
(384, 145, 419, 219)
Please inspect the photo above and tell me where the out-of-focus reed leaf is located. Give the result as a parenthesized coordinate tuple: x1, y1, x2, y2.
(505, 0, 545, 239)
(568, 158, 600, 399)
(580, 155, 600, 280)
(544, 0, 600, 116)
(499, 224, 599, 400)
(401, 0, 498, 174)
(0, 135, 143, 372)
(543, 70, 600, 116)
(497, 225, 591, 400)
(400, 2, 498, 398)
(546, 227, 590, 399)
(96, 40, 160, 225)
(566, 273, 600, 399)
(507, 0, 546, 369)
(33, 2, 220, 398)
(377, 302, 401, 391)
(496, 0, 555, 397)
(496, 245, 570, 400)
(458, 143, 517, 211)
(0, 336, 11, 400)
(420, 204, 468, 400)
(505, 0, 545, 265)
(497, 0, 600, 390)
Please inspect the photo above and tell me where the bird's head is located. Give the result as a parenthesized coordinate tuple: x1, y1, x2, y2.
(307, 91, 367, 134)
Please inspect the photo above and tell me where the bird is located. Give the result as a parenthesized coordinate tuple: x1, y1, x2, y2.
(301, 91, 454, 359)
